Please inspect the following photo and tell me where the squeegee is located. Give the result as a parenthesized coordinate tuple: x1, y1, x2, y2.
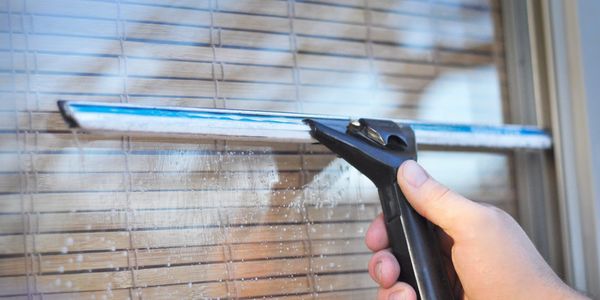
(58, 101, 552, 300)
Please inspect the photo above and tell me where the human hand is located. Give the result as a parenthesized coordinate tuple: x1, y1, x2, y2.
(366, 160, 587, 300)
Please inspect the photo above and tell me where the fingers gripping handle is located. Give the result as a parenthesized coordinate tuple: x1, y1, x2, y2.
(379, 182, 453, 300)
(303, 118, 452, 299)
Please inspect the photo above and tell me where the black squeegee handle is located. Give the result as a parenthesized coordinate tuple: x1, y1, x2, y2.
(304, 118, 453, 300)
(379, 179, 452, 300)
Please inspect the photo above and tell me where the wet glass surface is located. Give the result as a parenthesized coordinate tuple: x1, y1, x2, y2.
(0, 0, 513, 298)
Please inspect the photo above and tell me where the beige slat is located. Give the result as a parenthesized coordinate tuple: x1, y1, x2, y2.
(3, 34, 297, 66)
(298, 85, 420, 105)
(0, 190, 380, 217)
(23, 289, 131, 300)
(0, 256, 33, 277)
(3, 0, 117, 19)
(6, 0, 495, 20)
(308, 222, 370, 240)
(0, 214, 22, 234)
(296, 36, 367, 57)
(3, 0, 496, 40)
(0, 284, 224, 299)
(299, 0, 493, 14)
(372, 59, 438, 77)
(0, 235, 27, 255)
(0, 273, 130, 296)
(2, 11, 500, 54)
(2, 33, 486, 76)
(136, 0, 490, 18)
(312, 253, 371, 273)
(0, 238, 370, 276)
(3, 49, 486, 92)
(315, 272, 377, 292)
(35, 270, 132, 293)
(0, 133, 24, 151)
(372, 43, 433, 62)
(275, 288, 377, 299)
(294, 2, 366, 24)
(293, 2, 494, 39)
(292, 17, 495, 51)
(438, 50, 493, 66)
(235, 276, 311, 298)
(2, 19, 491, 67)
(0, 222, 350, 254)
(22, 153, 302, 173)
(0, 258, 372, 295)
(32, 246, 225, 275)
(9, 15, 288, 50)
(303, 68, 432, 90)
(299, 53, 426, 75)
(0, 204, 378, 235)
(134, 263, 227, 287)
(43, 251, 129, 274)
(369, 10, 492, 38)
(0, 188, 379, 214)
(164, 222, 368, 251)
(0, 153, 21, 172)
(35, 231, 131, 253)
(217, 0, 288, 16)
(0, 173, 21, 194)
(232, 257, 309, 279)
(4, 50, 438, 90)
(0, 276, 29, 297)
(134, 282, 227, 299)
(2, 73, 425, 104)
(6, 171, 300, 192)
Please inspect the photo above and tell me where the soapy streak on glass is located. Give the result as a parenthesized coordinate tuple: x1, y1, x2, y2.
(0, 0, 513, 298)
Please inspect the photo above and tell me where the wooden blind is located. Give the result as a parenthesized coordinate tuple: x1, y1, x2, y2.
(0, 0, 515, 298)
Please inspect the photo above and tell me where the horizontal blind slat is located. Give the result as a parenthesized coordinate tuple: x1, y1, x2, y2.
(0, 239, 370, 276)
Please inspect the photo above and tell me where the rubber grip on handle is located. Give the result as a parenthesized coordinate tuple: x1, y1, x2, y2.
(378, 182, 453, 300)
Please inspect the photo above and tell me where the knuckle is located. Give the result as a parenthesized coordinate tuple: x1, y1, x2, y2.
(420, 182, 452, 216)
(474, 204, 510, 227)
(436, 186, 454, 204)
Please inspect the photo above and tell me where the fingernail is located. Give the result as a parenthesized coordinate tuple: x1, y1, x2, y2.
(402, 160, 428, 187)
(375, 261, 383, 283)
(389, 291, 407, 300)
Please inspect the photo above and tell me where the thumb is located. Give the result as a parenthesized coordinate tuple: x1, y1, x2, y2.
(397, 160, 483, 233)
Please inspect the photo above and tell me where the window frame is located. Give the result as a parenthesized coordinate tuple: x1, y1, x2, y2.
(503, 0, 600, 296)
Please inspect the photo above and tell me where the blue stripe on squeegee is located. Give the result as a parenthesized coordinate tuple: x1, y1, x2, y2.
(69, 103, 304, 125)
(410, 123, 546, 137)
(69, 102, 548, 137)
(64, 102, 551, 149)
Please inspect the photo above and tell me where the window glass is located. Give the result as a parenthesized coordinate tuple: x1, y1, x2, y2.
(0, 0, 513, 298)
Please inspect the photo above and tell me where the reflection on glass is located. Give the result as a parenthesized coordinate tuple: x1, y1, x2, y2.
(0, 0, 512, 298)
